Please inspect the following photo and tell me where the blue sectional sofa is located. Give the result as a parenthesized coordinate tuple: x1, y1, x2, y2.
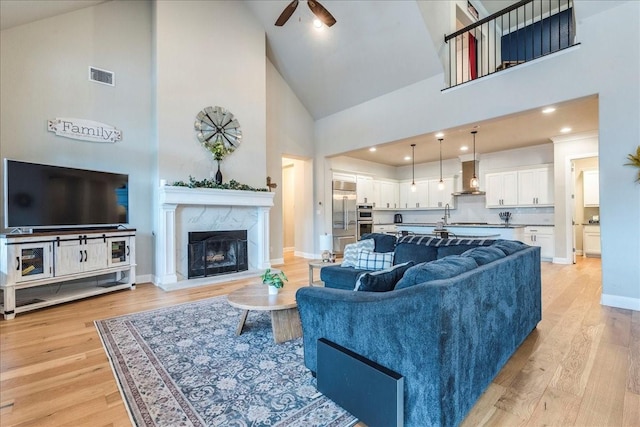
(296, 237, 541, 427)
(320, 233, 498, 290)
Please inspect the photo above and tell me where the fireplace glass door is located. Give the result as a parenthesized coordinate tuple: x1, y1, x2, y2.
(188, 230, 248, 278)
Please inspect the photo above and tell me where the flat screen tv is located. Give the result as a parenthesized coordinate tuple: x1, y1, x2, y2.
(3, 159, 129, 230)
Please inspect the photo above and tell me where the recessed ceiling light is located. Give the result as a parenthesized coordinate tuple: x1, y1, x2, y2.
(369, 147, 377, 152)
(460, 146, 469, 151)
(560, 127, 572, 133)
(404, 155, 411, 161)
(435, 132, 444, 138)
(542, 107, 556, 114)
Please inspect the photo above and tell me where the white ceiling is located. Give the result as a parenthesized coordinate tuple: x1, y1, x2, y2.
(1, 0, 598, 166)
(337, 95, 598, 166)
(244, 0, 444, 119)
(0, 0, 106, 30)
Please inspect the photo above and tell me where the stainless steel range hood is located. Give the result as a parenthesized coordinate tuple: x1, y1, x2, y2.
(452, 160, 485, 196)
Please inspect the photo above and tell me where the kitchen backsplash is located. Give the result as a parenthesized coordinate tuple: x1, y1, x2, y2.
(373, 195, 554, 226)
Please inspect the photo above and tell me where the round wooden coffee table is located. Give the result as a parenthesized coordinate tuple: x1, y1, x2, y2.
(227, 284, 302, 344)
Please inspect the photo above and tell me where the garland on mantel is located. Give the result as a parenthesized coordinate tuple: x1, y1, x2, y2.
(171, 175, 268, 192)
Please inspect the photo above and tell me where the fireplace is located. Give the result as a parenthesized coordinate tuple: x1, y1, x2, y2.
(188, 230, 248, 278)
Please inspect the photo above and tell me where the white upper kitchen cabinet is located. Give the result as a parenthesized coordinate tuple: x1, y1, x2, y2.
(583, 170, 600, 207)
(485, 171, 518, 208)
(356, 175, 374, 205)
(377, 180, 399, 209)
(398, 180, 428, 209)
(427, 178, 455, 208)
(518, 166, 554, 206)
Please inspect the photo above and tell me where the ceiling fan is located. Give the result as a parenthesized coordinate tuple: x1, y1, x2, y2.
(275, 0, 337, 27)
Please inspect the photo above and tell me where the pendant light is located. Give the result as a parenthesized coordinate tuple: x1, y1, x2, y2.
(437, 138, 444, 190)
(470, 130, 479, 189)
(410, 143, 416, 192)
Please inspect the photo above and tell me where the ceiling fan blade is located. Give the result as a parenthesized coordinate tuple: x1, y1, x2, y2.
(275, 0, 299, 26)
(307, 0, 336, 27)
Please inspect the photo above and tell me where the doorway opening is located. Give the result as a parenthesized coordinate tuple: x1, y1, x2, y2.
(281, 156, 314, 259)
(571, 156, 600, 262)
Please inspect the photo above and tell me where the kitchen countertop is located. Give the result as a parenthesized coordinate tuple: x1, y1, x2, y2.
(390, 223, 527, 229)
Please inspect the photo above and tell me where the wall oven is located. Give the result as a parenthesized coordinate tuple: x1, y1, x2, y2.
(357, 204, 373, 239)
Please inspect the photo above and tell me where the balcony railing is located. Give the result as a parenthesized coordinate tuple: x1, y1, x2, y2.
(444, 0, 577, 88)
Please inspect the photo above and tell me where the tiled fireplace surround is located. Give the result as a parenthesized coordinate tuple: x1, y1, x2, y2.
(155, 186, 275, 290)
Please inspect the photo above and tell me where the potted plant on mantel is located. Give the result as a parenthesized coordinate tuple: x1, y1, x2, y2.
(261, 268, 287, 295)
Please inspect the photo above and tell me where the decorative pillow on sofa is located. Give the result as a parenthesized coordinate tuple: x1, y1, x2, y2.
(341, 239, 375, 268)
(360, 233, 397, 253)
(355, 250, 394, 271)
(492, 240, 529, 255)
(394, 243, 437, 265)
(394, 256, 478, 290)
(355, 261, 415, 292)
(462, 246, 506, 266)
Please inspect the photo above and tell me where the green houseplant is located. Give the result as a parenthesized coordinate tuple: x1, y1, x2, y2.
(261, 268, 287, 295)
(626, 146, 640, 183)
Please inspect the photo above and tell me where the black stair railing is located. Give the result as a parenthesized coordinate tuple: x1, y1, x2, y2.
(444, 0, 577, 88)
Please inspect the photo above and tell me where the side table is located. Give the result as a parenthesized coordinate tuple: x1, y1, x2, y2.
(308, 259, 341, 286)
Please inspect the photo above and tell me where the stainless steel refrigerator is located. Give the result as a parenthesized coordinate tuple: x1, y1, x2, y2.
(332, 180, 357, 254)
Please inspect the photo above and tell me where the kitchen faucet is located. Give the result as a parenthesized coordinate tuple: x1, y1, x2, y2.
(443, 203, 451, 226)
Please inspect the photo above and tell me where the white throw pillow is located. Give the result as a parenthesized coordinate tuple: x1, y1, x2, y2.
(355, 250, 394, 271)
(341, 239, 375, 268)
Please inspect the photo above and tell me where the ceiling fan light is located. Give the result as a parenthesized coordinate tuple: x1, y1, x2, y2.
(313, 18, 323, 29)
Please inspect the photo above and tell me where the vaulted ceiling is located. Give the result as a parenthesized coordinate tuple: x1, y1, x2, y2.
(244, 0, 444, 119)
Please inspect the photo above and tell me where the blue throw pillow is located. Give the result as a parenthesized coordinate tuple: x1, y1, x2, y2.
(492, 240, 529, 255)
(360, 233, 397, 253)
(394, 243, 437, 265)
(462, 246, 506, 266)
(394, 256, 478, 290)
(437, 245, 474, 259)
(355, 262, 415, 292)
(341, 239, 375, 267)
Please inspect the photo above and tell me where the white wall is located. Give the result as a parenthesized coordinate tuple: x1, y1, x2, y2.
(0, 0, 154, 277)
(266, 60, 315, 262)
(282, 163, 295, 251)
(314, 1, 640, 310)
(154, 0, 266, 187)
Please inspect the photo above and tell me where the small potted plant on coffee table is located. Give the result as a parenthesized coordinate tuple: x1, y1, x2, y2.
(261, 268, 287, 295)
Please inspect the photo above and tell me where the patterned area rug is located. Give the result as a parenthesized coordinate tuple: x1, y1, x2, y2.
(95, 296, 357, 427)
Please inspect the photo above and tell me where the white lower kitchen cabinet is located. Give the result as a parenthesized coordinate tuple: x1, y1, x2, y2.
(523, 226, 555, 261)
(583, 225, 601, 257)
(372, 224, 397, 234)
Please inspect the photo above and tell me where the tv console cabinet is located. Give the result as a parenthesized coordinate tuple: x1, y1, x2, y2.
(0, 229, 136, 320)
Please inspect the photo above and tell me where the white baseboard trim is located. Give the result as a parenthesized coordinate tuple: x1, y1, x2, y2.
(552, 257, 573, 265)
(270, 258, 285, 266)
(294, 251, 317, 259)
(601, 294, 640, 311)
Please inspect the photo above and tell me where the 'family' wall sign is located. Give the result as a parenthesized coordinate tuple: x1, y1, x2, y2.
(47, 118, 122, 143)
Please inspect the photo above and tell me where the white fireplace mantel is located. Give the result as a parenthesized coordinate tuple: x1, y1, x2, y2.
(155, 186, 275, 289)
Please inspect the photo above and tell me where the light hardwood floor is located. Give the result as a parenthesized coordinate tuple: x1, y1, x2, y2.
(1, 255, 638, 426)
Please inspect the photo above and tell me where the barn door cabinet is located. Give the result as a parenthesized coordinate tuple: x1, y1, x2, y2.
(0, 229, 136, 320)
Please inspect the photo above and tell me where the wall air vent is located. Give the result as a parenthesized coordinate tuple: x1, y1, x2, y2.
(88, 66, 115, 86)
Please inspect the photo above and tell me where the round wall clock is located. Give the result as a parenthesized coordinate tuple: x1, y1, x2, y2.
(194, 106, 242, 153)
